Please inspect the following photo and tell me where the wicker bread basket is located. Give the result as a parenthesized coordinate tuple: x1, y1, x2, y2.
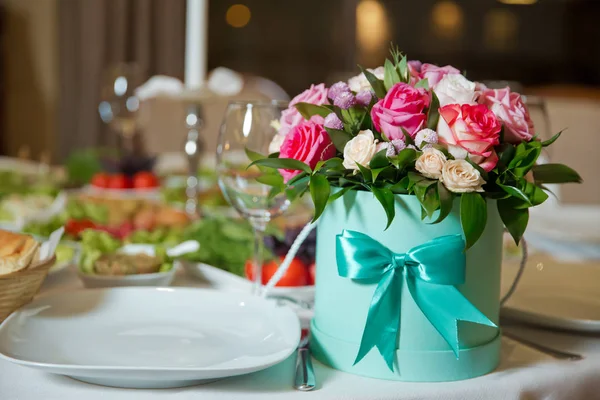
(0, 256, 56, 322)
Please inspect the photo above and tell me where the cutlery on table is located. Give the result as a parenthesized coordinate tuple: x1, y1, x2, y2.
(502, 329, 583, 361)
(294, 329, 316, 391)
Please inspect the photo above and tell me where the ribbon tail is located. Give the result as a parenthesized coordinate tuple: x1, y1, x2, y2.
(354, 269, 402, 371)
(407, 277, 497, 358)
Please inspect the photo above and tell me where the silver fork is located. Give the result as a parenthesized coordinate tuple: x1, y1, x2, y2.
(294, 329, 316, 391)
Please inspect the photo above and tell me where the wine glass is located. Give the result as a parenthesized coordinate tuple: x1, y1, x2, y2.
(98, 63, 144, 152)
(216, 100, 291, 295)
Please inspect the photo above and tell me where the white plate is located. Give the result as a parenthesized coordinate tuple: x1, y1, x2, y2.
(526, 205, 600, 260)
(0, 288, 300, 388)
(182, 261, 315, 304)
(501, 254, 600, 332)
(81, 185, 161, 200)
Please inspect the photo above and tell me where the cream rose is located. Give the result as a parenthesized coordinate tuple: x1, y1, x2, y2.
(434, 74, 477, 107)
(343, 129, 378, 171)
(441, 159, 486, 193)
(415, 148, 447, 179)
(348, 67, 385, 93)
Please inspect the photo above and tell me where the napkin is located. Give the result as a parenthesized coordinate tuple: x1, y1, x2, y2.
(135, 67, 244, 101)
(38, 227, 64, 262)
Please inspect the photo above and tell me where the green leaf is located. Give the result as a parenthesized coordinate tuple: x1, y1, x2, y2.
(255, 173, 283, 187)
(524, 181, 549, 206)
(356, 163, 372, 182)
(314, 157, 344, 173)
(541, 130, 563, 147)
(498, 199, 529, 245)
(285, 175, 309, 200)
(384, 59, 401, 91)
(421, 185, 440, 219)
(369, 149, 390, 169)
(532, 163, 582, 184)
(460, 192, 487, 250)
(401, 128, 415, 145)
(397, 55, 409, 82)
(371, 187, 395, 230)
(390, 148, 417, 169)
(497, 182, 532, 206)
(371, 167, 389, 182)
(294, 102, 331, 120)
(359, 65, 387, 98)
(328, 185, 355, 204)
(287, 171, 309, 186)
(325, 127, 352, 153)
(245, 147, 265, 162)
(496, 143, 516, 168)
(432, 181, 454, 224)
(427, 91, 440, 130)
(414, 78, 430, 90)
(250, 157, 311, 174)
(310, 174, 331, 222)
(268, 185, 283, 200)
(387, 177, 410, 194)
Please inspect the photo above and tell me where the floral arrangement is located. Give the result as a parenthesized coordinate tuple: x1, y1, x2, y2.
(251, 46, 581, 249)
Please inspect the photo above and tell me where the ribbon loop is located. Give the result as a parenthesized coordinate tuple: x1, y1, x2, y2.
(336, 229, 497, 371)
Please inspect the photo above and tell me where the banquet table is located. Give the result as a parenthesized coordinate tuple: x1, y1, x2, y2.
(1, 264, 600, 400)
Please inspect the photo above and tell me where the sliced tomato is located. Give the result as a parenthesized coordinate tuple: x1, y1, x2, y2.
(245, 256, 308, 287)
(65, 219, 96, 237)
(108, 174, 132, 190)
(90, 172, 110, 188)
(133, 171, 159, 189)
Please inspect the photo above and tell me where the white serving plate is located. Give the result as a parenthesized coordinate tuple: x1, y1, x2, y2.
(526, 205, 600, 260)
(81, 185, 161, 200)
(0, 288, 300, 388)
(501, 254, 600, 332)
(182, 261, 315, 304)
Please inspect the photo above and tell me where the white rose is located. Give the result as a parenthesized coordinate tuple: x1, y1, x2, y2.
(441, 159, 486, 193)
(268, 134, 286, 154)
(434, 74, 477, 107)
(348, 66, 385, 93)
(415, 148, 447, 179)
(343, 129, 378, 171)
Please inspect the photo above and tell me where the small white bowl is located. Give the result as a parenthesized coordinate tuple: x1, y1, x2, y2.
(76, 243, 184, 289)
(77, 267, 176, 289)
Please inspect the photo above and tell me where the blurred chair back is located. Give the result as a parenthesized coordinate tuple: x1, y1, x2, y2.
(527, 86, 600, 205)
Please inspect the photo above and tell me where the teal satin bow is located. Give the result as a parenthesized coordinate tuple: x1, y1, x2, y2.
(336, 230, 497, 371)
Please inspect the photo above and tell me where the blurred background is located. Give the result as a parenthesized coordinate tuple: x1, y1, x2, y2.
(1, 0, 598, 204)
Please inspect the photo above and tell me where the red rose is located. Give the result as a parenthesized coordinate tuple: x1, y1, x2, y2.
(437, 104, 501, 171)
(279, 121, 336, 182)
(370, 83, 430, 140)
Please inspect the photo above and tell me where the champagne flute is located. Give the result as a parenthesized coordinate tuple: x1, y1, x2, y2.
(216, 101, 291, 295)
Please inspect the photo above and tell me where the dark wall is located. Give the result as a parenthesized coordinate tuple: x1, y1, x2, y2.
(207, 0, 600, 96)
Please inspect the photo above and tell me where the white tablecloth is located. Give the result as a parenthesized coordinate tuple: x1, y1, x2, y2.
(1, 267, 599, 400)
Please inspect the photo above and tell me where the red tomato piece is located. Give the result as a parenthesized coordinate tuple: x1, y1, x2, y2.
(132, 171, 159, 189)
(108, 174, 132, 190)
(90, 172, 111, 188)
(65, 219, 96, 237)
(244, 257, 308, 287)
(308, 263, 316, 286)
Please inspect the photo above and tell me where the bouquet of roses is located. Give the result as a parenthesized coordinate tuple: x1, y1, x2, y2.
(251, 46, 581, 249)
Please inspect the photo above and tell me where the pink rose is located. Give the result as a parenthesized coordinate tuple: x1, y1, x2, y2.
(278, 83, 329, 137)
(408, 60, 422, 85)
(370, 82, 430, 140)
(480, 87, 535, 143)
(421, 63, 460, 88)
(279, 121, 336, 182)
(437, 104, 501, 171)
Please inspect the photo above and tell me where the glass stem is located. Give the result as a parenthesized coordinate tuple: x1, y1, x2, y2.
(250, 218, 268, 296)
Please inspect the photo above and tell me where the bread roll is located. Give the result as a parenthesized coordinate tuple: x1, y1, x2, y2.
(0, 231, 40, 275)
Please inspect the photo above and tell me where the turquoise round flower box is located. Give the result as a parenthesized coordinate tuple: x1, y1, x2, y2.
(310, 190, 502, 382)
